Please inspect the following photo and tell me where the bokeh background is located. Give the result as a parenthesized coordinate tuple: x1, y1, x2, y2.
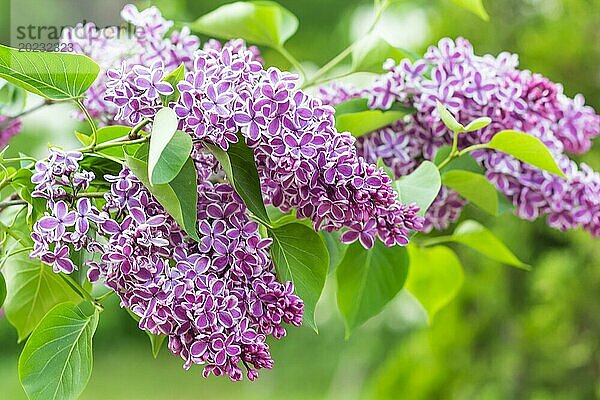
(0, 0, 599, 399)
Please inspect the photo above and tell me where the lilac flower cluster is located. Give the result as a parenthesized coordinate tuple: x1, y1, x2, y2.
(29, 149, 104, 273)
(60, 4, 200, 123)
(93, 165, 303, 381)
(29, 148, 303, 381)
(319, 38, 600, 235)
(105, 41, 423, 248)
(0, 115, 22, 148)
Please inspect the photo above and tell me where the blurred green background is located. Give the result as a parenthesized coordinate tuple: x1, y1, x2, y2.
(0, 0, 599, 399)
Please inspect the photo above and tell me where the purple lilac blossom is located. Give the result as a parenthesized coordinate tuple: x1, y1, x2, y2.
(0, 115, 22, 148)
(30, 149, 105, 273)
(104, 40, 423, 248)
(95, 164, 303, 381)
(318, 38, 600, 235)
(60, 4, 200, 123)
(30, 147, 303, 381)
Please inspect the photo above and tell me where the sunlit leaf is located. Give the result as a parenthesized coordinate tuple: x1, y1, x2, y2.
(442, 170, 498, 215)
(352, 34, 409, 73)
(3, 250, 80, 341)
(0, 44, 99, 100)
(19, 302, 98, 400)
(406, 244, 464, 322)
(150, 130, 192, 185)
(396, 161, 441, 215)
(192, 1, 298, 48)
(451, 0, 490, 21)
(451, 220, 529, 269)
(436, 101, 463, 132)
(337, 242, 409, 336)
(334, 98, 414, 137)
(487, 130, 566, 177)
(462, 116, 491, 132)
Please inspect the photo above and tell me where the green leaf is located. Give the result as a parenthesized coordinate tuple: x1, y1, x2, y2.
(19, 302, 99, 400)
(79, 154, 122, 184)
(192, 1, 298, 48)
(125, 153, 200, 241)
(74, 131, 92, 146)
(0, 272, 6, 308)
(351, 34, 409, 73)
(450, 220, 529, 269)
(442, 170, 498, 215)
(148, 108, 179, 184)
(205, 136, 270, 226)
(150, 130, 192, 185)
(0, 81, 27, 116)
(0, 44, 100, 100)
(268, 222, 328, 331)
(0, 204, 35, 246)
(10, 168, 46, 228)
(433, 145, 484, 174)
(435, 101, 463, 132)
(160, 63, 185, 106)
(3, 251, 80, 341)
(320, 231, 348, 272)
(126, 309, 167, 358)
(75, 125, 140, 159)
(336, 242, 409, 336)
(334, 98, 414, 137)
(406, 244, 464, 322)
(487, 130, 566, 178)
(451, 0, 490, 21)
(396, 161, 441, 216)
(149, 334, 167, 358)
(463, 116, 491, 132)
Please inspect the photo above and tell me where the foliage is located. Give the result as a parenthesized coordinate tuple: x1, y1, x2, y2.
(0, 0, 596, 398)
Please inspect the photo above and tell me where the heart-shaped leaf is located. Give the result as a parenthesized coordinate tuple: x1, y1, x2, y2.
(0, 44, 99, 100)
(192, 1, 298, 48)
(19, 302, 99, 400)
(337, 242, 409, 337)
(442, 170, 499, 215)
(352, 34, 410, 73)
(396, 161, 441, 215)
(406, 244, 464, 322)
(268, 222, 328, 331)
(3, 250, 80, 341)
